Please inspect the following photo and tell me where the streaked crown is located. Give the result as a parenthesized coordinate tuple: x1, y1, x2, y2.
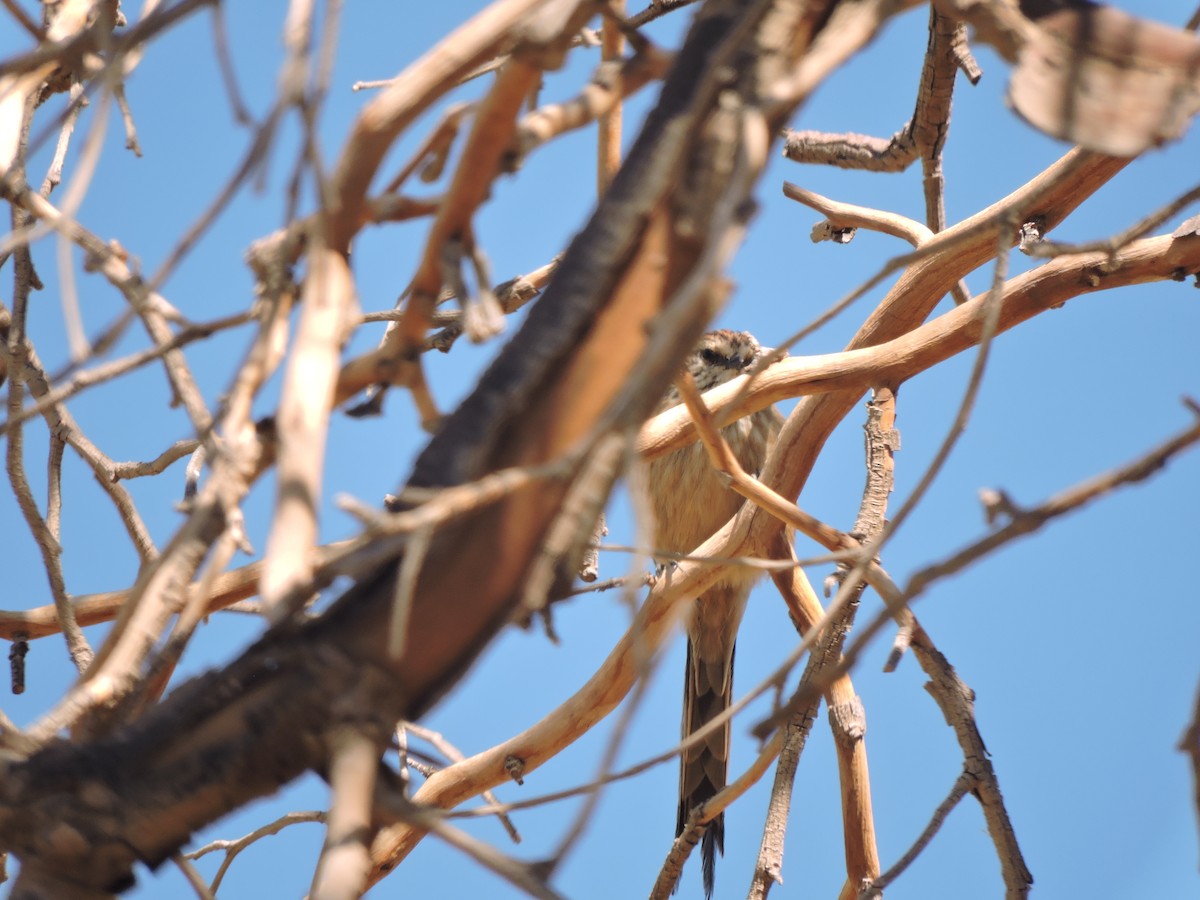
(685, 329, 765, 392)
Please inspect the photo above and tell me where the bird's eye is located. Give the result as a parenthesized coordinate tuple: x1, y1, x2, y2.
(699, 348, 722, 366)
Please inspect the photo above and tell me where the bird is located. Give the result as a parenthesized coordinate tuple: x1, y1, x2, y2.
(646, 329, 783, 899)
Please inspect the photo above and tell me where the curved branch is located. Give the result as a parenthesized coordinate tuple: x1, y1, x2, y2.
(639, 232, 1200, 462)
(6, 233, 1197, 643)
(361, 230, 1200, 871)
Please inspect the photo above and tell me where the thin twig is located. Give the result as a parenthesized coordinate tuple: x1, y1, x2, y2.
(403, 722, 521, 844)
(6, 245, 93, 673)
(0, 310, 254, 437)
(171, 853, 215, 900)
(209, 1, 254, 126)
(1024, 181, 1200, 261)
(784, 181, 932, 246)
(857, 770, 973, 899)
(754, 411, 1200, 741)
(626, 0, 700, 29)
(597, 0, 625, 196)
(849, 226, 1012, 669)
(0, 307, 158, 560)
(0, 0, 41, 38)
(185, 812, 328, 895)
(373, 786, 564, 900)
(545, 591, 661, 872)
(1179, 677, 1200, 862)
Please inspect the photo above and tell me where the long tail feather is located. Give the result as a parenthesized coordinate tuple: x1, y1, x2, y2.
(678, 636, 734, 899)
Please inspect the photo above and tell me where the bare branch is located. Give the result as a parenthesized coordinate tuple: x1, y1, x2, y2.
(185, 812, 327, 894)
(1, 2, 1196, 897)
(260, 241, 357, 622)
(597, 0, 625, 196)
(1180, 678, 1200, 863)
(857, 770, 973, 899)
(311, 724, 381, 900)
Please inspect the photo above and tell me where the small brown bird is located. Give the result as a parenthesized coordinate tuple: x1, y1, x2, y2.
(647, 329, 782, 899)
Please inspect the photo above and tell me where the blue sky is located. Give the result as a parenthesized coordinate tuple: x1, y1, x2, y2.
(3, 1, 1199, 898)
